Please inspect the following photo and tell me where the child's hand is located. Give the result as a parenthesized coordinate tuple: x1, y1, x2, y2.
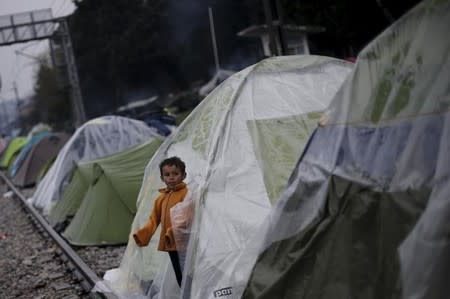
(133, 227, 152, 247)
(164, 228, 175, 248)
(164, 235, 173, 247)
(133, 233, 145, 247)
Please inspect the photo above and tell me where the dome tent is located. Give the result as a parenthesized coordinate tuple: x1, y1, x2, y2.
(9, 131, 50, 178)
(48, 137, 163, 246)
(29, 116, 162, 215)
(242, 1, 450, 299)
(0, 137, 27, 170)
(26, 123, 51, 139)
(11, 133, 69, 187)
(0, 136, 10, 157)
(1, 123, 51, 172)
(95, 55, 353, 299)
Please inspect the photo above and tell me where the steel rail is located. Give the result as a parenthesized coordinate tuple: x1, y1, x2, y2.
(0, 170, 115, 298)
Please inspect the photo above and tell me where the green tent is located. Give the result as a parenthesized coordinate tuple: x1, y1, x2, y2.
(0, 137, 27, 169)
(49, 138, 162, 246)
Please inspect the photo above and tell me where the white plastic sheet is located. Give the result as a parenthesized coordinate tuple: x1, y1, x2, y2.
(97, 55, 352, 298)
(242, 1, 450, 298)
(171, 182, 200, 275)
(29, 115, 161, 215)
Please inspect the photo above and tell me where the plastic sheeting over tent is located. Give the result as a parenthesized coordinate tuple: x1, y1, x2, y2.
(49, 138, 163, 246)
(29, 116, 161, 215)
(95, 55, 352, 299)
(242, 1, 450, 299)
(11, 133, 69, 187)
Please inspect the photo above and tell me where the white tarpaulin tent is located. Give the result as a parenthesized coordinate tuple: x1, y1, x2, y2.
(96, 55, 353, 299)
(29, 115, 161, 215)
(240, 1, 450, 299)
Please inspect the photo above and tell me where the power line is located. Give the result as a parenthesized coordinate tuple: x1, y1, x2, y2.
(1, 41, 47, 100)
(50, 0, 59, 10)
(33, 40, 49, 57)
(6, 41, 40, 81)
(9, 41, 45, 82)
(18, 41, 41, 52)
(53, 0, 68, 15)
(54, 0, 73, 17)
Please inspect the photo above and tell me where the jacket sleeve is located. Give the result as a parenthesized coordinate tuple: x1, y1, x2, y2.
(133, 197, 161, 247)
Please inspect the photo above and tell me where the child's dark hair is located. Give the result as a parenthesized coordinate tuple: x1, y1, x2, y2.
(159, 156, 186, 175)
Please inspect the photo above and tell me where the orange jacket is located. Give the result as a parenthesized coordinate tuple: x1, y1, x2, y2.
(133, 182, 188, 252)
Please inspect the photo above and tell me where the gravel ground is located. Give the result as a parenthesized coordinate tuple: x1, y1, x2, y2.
(0, 182, 128, 298)
(75, 246, 126, 279)
(20, 187, 127, 277)
(0, 182, 87, 298)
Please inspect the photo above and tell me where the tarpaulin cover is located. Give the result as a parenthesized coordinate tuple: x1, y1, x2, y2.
(242, 1, 450, 299)
(29, 116, 160, 215)
(48, 138, 163, 246)
(95, 55, 352, 299)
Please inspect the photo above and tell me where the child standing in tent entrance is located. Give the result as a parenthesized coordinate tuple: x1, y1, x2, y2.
(133, 156, 188, 288)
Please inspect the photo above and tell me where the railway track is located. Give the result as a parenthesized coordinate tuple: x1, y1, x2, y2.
(0, 170, 118, 299)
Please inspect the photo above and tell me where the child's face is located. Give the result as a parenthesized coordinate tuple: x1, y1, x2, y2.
(161, 164, 185, 189)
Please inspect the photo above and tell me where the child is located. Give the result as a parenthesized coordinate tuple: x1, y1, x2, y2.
(133, 156, 188, 287)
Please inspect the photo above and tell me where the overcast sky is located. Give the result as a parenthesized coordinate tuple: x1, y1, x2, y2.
(0, 0, 75, 103)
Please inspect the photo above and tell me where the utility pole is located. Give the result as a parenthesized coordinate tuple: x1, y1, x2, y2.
(0, 77, 6, 134)
(0, 76, 12, 133)
(262, 0, 278, 56)
(208, 7, 221, 74)
(0, 9, 87, 128)
(0, 76, 2, 132)
(12, 82, 19, 102)
(0, 97, 8, 134)
(274, 0, 286, 55)
(262, 0, 287, 56)
(60, 19, 86, 127)
(12, 81, 21, 128)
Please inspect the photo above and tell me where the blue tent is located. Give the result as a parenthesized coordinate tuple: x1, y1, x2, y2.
(9, 131, 50, 177)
